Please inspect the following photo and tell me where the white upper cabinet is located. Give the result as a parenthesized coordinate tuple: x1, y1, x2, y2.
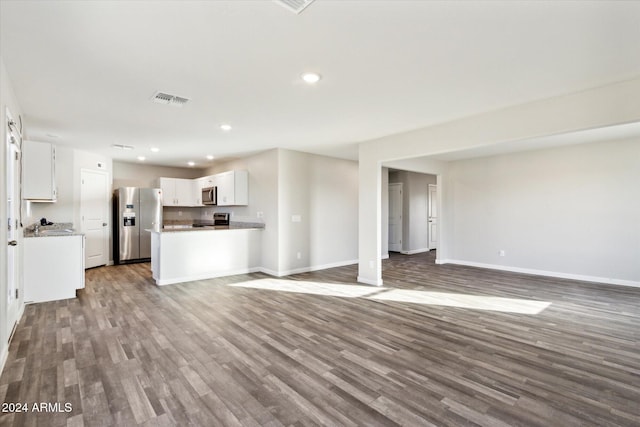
(23, 140, 57, 202)
(194, 175, 218, 206)
(157, 170, 247, 207)
(158, 177, 199, 207)
(216, 170, 248, 206)
(199, 175, 218, 189)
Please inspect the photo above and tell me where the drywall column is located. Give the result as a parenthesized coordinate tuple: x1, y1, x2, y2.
(358, 149, 383, 286)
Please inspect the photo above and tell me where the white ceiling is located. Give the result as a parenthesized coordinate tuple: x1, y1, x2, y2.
(2, 1, 640, 167)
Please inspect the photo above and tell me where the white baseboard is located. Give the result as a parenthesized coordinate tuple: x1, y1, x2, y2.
(258, 267, 280, 277)
(381, 253, 389, 260)
(1, 302, 25, 376)
(156, 267, 262, 286)
(438, 259, 640, 288)
(400, 248, 430, 255)
(0, 345, 7, 377)
(261, 259, 359, 278)
(357, 276, 384, 286)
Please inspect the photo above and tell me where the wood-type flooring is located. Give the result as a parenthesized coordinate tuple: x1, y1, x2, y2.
(1, 251, 639, 426)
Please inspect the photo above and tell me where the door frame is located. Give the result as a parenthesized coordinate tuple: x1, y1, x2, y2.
(4, 107, 23, 350)
(80, 168, 109, 268)
(388, 182, 403, 252)
(428, 183, 438, 250)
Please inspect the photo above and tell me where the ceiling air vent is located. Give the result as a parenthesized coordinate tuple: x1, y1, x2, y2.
(151, 91, 190, 107)
(273, 0, 316, 15)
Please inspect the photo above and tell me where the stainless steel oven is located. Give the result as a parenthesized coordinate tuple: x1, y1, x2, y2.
(213, 212, 230, 226)
(202, 186, 217, 205)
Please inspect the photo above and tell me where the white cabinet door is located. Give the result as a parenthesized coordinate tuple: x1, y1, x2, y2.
(216, 170, 248, 206)
(23, 140, 57, 201)
(24, 236, 84, 303)
(194, 178, 206, 206)
(174, 178, 195, 206)
(233, 170, 248, 205)
(158, 177, 177, 206)
(216, 171, 234, 205)
(159, 177, 199, 206)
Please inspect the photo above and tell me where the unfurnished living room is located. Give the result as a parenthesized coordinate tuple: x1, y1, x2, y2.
(1, 1, 639, 426)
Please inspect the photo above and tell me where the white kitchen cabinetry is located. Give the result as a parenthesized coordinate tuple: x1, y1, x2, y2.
(24, 235, 85, 303)
(23, 140, 57, 202)
(216, 170, 248, 206)
(194, 176, 217, 206)
(158, 177, 199, 206)
(199, 175, 218, 189)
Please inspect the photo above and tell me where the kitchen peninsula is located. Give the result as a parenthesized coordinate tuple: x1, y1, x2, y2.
(150, 223, 264, 286)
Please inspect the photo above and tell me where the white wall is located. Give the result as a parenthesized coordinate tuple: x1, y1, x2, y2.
(112, 161, 205, 189)
(204, 148, 359, 276)
(358, 77, 640, 285)
(278, 150, 359, 274)
(204, 149, 280, 273)
(445, 138, 640, 285)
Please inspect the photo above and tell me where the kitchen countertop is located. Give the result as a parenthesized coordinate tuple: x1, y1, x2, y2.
(156, 222, 265, 233)
(24, 222, 84, 238)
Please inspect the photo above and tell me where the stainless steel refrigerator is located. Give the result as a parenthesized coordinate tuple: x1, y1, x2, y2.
(113, 187, 162, 264)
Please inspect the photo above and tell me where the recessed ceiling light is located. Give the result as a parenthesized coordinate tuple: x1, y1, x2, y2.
(112, 144, 135, 150)
(187, 161, 195, 167)
(150, 147, 160, 153)
(206, 155, 214, 160)
(220, 124, 232, 131)
(301, 72, 321, 84)
(137, 156, 146, 161)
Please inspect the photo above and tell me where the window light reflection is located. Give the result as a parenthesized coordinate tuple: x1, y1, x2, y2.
(229, 279, 551, 314)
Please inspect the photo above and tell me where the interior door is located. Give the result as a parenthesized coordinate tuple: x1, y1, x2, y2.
(81, 169, 109, 268)
(388, 183, 403, 252)
(428, 184, 438, 250)
(5, 113, 21, 340)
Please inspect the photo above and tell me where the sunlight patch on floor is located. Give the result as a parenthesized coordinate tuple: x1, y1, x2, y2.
(369, 289, 550, 314)
(229, 278, 551, 314)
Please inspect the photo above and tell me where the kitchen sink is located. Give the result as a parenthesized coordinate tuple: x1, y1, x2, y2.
(38, 229, 74, 235)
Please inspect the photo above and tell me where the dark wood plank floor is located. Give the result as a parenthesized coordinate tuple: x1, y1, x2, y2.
(2, 251, 639, 426)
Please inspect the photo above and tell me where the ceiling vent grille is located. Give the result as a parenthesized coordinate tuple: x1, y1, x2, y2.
(151, 91, 190, 107)
(273, 0, 316, 15)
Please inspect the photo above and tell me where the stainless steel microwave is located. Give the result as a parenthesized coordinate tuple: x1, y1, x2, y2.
(202, 186, 217, 205)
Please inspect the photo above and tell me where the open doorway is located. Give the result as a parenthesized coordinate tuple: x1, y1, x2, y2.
(387, 169, 437, 255)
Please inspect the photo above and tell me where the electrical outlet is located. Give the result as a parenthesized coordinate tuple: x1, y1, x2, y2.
(257, 211, 264, 218)
(499, 250, 506, 257)
(369, 260, 374, 268)
(297, 252, 301, 259)
(291, 215, 301, 222)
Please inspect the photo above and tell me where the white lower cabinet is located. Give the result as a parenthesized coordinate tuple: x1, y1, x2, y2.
(24, 235, 85, 303)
